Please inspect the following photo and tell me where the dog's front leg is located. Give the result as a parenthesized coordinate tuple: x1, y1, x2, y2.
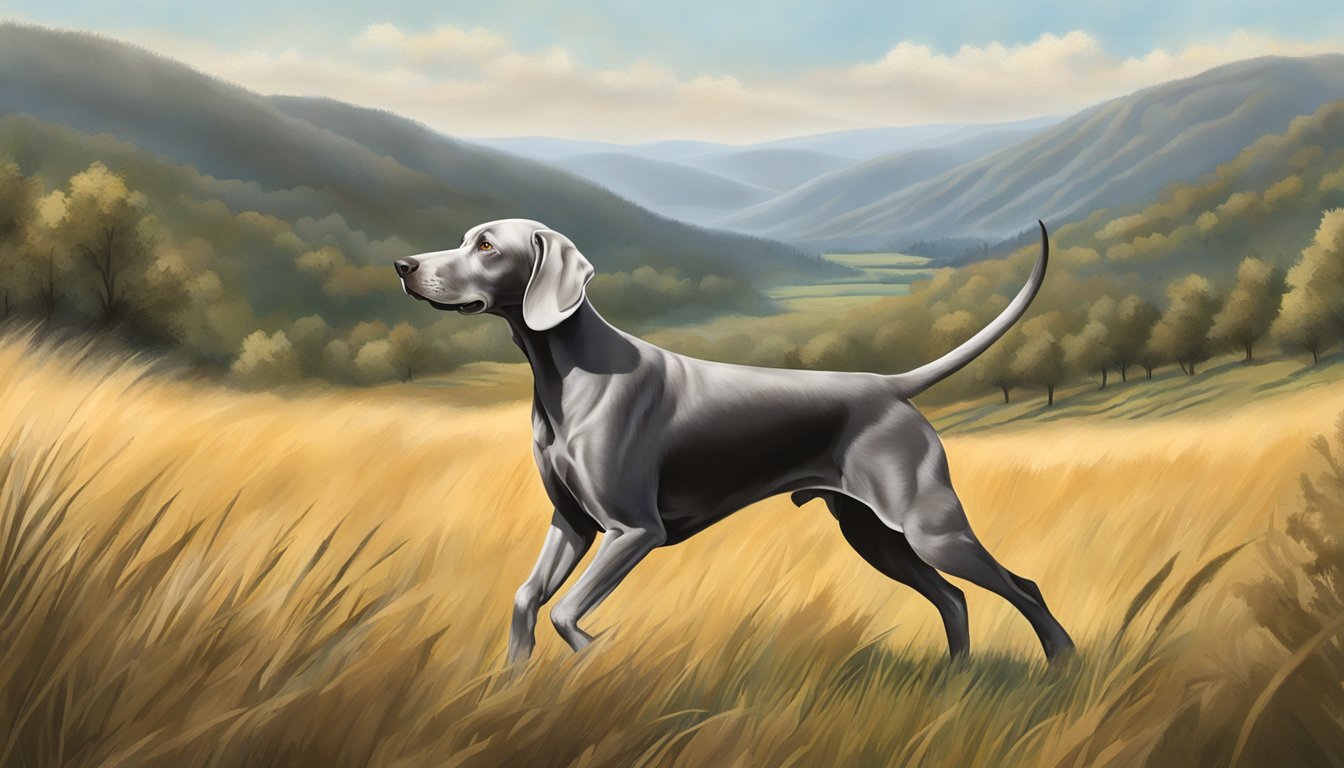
(549, 524, 665, 651)
(509, 511, 595, 665)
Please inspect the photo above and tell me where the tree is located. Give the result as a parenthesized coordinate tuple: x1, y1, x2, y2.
(1011, 313, 1066, 406)
(971, 331, 1021, 404)
(322, 339, 356, 381)
(931, 310, 977, 350)
(288, 314, 333, 375)
(1147, 275, 1220, 376)
(56, 163, 155, 325)
(1111, 295, 1159, 381)
(44, 162, 186, 340)
(800, 330, 856, 370)
(181, 269, 256, 360)
(1271, 209, 1344, 363)
(387, 322, 433, 382)
(35, 248, 66, 322)
(0, 161, 40, 318)
(1209, 256, 1284, 361)
(231, 330, 300, 386)
(353, 338, 399, 383)
(1063, 296, 1117, 389)
(1273, 292, 1332, 363)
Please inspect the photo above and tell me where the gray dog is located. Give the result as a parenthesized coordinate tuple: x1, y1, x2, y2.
(395, 218, 1074, 664)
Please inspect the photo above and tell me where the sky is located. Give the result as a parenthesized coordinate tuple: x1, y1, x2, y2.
(3, 1, 1343, 143)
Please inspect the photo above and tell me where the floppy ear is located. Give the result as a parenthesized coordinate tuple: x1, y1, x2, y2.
(523, 229, 594, 331)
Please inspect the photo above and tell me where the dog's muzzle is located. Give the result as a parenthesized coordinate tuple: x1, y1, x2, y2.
(405, 288, 487, 314)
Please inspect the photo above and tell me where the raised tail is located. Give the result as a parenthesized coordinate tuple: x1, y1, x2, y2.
(888, 221, 1049, 399)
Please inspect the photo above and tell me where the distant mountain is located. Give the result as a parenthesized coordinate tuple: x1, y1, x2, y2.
(474, 136, 731, 163)
(477, 118, 1059, 226)
(544, 152, 774, 227)
(720, 122, 1048, 234)
(540, 148, 854, 226)
(741, 117, 1060, 160)
(678, 149, 851, 194)
(0, 24, 828, 286)
(735, 55, 1344, 249)
(1053, 94, 1344, 283)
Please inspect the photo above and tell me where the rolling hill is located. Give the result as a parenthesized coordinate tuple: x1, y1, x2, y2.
(721, 121, 1050, 235)
(729, 55, 1344, 249)
(0, 23, 827, 285)
(545, 152, 775, 227)
(678, 148, 851, 194)
(478, 119, 1057, 225)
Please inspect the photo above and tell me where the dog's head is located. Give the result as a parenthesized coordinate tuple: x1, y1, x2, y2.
(395, 218, 594, 331)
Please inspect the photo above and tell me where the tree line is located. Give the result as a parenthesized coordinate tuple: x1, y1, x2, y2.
(653, 206, 1344, 408)
(0, 157, 767, 387)
(957, 207, 1344, 406)
(3, 154, 1343, 398)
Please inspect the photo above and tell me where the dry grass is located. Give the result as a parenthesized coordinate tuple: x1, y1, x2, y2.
(2, 331, 1342, 767)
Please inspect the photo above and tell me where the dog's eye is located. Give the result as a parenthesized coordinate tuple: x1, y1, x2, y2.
(479, 242, 494, 252)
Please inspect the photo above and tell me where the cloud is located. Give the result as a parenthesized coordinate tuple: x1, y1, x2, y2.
(138, 24, 1343, 143)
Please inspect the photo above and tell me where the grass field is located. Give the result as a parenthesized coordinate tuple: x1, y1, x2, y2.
(2, 331, 1343, 766)
(764, 252, 933, 309)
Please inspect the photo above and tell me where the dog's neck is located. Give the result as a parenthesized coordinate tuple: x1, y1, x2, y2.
(497, 300, 640, 427)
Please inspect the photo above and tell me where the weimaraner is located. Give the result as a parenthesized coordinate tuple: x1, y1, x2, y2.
(394, 219, 1074, 664)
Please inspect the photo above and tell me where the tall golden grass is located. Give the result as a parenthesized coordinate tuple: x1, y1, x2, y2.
(1, 331, 1341, 767)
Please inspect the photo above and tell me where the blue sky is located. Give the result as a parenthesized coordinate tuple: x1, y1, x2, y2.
(7, 0, 1343, 74)
(3, 1, 1342, 141)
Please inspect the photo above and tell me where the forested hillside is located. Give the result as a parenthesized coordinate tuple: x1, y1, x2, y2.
(0, 24, 833, 384)
(657, 98, 1344, 404)
(729, 55, 1344, 249)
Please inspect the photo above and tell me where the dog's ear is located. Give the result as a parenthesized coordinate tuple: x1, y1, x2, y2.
(524, 229, 594, 331)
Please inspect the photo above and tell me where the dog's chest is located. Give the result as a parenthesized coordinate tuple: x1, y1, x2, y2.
(532, 421, 587, 495)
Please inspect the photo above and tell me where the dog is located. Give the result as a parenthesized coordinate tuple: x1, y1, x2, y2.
(394, 218, 1074, 664)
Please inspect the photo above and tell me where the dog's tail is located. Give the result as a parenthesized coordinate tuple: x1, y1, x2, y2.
(887, 221, 1049, 399)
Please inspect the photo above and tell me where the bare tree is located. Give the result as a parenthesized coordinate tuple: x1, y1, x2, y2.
(78, 225, 123, 324)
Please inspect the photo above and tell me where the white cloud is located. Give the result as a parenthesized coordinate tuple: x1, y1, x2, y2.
(136, 24, 1344, 143)
(354, 22, 510, 64)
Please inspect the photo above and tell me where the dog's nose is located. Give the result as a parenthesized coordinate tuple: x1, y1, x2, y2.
(394, 258, 419, 277)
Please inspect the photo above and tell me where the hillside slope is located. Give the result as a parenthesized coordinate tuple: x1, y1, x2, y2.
(546, 152, 774, 227)
(0, 24, 825, 283)
(722, 122, 1048, 234)
(737, 55, 1344, 248)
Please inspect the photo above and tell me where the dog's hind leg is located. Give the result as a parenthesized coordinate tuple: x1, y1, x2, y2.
(509, 510, 596, 664)
(900, 485, 1075, 661)
(801, 491, 969, 658)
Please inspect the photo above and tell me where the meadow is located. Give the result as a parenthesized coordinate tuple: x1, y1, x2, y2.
(763, 252, 932, 312)
(2, 330, 1343, 767)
